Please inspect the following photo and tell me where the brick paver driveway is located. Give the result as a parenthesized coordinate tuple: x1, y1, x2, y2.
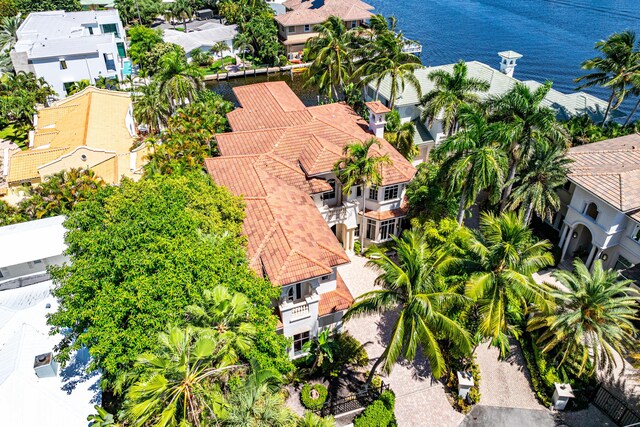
(339, 254, 464, 427)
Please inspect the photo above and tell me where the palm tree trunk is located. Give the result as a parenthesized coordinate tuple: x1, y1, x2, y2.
(183, 18, 187, 32)
(624, 97, 640, 127)
(601, 86, 617, 126)
(360, 190, 366, 253)
(456, 192, 467, 226)
(524, 202, 534, 224)
(365, 355, 385, 387)
(500, 161, 518, 211)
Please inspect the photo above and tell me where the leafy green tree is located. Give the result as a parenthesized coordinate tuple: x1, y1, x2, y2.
(123, 326, 235, 427)
(133, 81, 171, 134)
(357, 30, 423, 108)
(528, 259, 640, 376)
(48, 173, 292, 387)
(406, 161, 459, 222)
(345, 229, 472, 383)
(457, 211, 553, 356)
(385, 121, 418, 161)
(420, 60, 490, 137)
(506, 142, 572, 224)
(15, 0, 80, 13)
(0, 0, 18, 18)
(127, 25, 164, 71)
(144, 42, 186, 76)
(18, 168, 105, 220)
(115, 0, 164, 25)
(186, 286, 257, 365)
(434, 105, 508, 225)
(305, 16, 356, 101)
(223, 363, 297, 427)
(0, 72, 56, 129)
(190, 48, 213, 66)
(0, 199, 25, 226)
(156, 48, 204, 107)
(87, 405, 121, 427)
(487, 82, 565, 208)
(302, 329, 336, 374)
(144, 91, 232, 175)
(334, 138, 391, 252)
(576, 30, 640, 125)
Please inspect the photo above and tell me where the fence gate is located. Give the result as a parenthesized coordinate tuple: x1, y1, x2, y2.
(315, 382, 390, 418)
(591, 384, 640, 427)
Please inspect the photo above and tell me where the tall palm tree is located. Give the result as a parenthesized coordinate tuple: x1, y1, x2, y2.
(0, 14, 22, 52)
(333, 138, 392, 252)
(458, 211, 553, 356)
(171, 0, 193, 32)
(576, 30, 640, 125)
(185, 286, 256, 365)
(623, 72, 640, 127)
(123, 326, 238, 427)
(487, 82, 565, 208)
(305, 16, 356, 101)
(344, 229, 471, 382)
(223, 363, 296, 427)
(357, 31, 423, 107)
(434, 105, 508, 225)
(420, 60, 490, 136)
(528, 259, 640, 376)
(387, 121, 418, 161)
(233, 34, 255, 79)
(155, 49, 204, 108)
(506, 142, 572, 224)
(133, 82, 171, 134)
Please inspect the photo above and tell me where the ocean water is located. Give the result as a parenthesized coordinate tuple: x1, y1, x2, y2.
(366, 0, 640, 116)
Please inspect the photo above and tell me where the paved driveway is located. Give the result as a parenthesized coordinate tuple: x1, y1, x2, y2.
(339, 255, 464, 427)
(460, 406, 557, 427)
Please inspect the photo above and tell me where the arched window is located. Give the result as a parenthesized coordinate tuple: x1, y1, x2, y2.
(584, 202, 599, 221)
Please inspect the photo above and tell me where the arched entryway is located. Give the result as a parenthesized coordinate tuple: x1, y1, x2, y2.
(563, 223, 593, 264)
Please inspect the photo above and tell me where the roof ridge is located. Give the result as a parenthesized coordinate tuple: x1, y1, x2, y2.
(317, 241, 350, 263)
(265, 153, 304, 176)
(618, 173, 624, 210)
(249, 220, 281, 267)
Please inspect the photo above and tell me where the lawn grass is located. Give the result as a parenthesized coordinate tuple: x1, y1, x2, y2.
(0, 124, 28, 149)
(202, 56, 235, 74)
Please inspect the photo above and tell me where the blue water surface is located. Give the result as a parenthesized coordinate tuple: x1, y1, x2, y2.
(367, 0, 640, 115)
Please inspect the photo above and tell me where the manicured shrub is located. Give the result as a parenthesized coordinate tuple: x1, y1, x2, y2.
(354, 391, 396, 427)
(300, 383, 328, 410)
(353, 240, 362, 255)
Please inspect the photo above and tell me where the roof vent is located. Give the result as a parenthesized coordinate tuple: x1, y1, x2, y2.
(33, 352, 58, 378)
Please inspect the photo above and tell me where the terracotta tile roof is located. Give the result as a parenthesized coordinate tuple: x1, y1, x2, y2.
(277, 0, 374, 26)
(362, 205, 408, 221)
(218, 82, 416, 187)
(205, 161, 349, 286)
(366, 101, 391, 115)
(318, 272, 354, 316)
(568, 134, 640, 211)
(9, 87, 138, 185)
(628, 209, 640, 223)
(8, 148, 68, 183)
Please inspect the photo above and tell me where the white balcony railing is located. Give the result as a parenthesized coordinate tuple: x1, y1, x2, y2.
(290, 304, 310, 319)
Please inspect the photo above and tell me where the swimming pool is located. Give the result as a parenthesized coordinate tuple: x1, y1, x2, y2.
(122, 59, 132, 76)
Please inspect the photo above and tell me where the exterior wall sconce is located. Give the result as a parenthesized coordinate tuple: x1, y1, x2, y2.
(571, 231, 578, 239)
(600, 253, 608, 261)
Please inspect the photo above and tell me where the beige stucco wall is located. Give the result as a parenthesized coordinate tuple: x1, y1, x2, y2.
(38, 147, 116, 182)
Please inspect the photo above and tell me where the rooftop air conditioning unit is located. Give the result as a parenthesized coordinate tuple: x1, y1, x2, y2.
(33, 352, 58, 378)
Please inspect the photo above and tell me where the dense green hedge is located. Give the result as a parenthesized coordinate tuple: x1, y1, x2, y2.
(354, 391, 396, 427)
(518, 333, 557, 407)
(300, 383, 328, 410)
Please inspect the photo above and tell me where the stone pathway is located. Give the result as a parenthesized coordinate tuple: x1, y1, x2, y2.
(474, 341, 544, 410)
(339, 255, 465, 427)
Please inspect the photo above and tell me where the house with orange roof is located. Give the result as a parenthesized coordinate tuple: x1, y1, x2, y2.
(276, 0, 374, 58)
(205, 81, 415, 355)
(4, 87, 147, 196)
(555, 134, 640, 288)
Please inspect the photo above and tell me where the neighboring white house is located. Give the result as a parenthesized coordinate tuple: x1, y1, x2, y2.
(554, 134, 640, 289)
(0, 216, 68, 291)
(10, 10, 128, 97)
(163, 23, 237, 60)
(205, 82, 416, 356)
(364, 52, 622, 165)
(0, 281, 101, 426)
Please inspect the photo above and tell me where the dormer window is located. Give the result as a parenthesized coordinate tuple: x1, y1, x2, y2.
(383, 185, 399, 201)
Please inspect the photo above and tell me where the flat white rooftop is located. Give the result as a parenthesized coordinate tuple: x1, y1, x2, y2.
(0, 281, 100, 426)
(0, 215, 66, 269)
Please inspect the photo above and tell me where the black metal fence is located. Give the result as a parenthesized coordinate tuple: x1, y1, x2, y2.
(591, 384, 640, 427)
(314, 382, 390, 418)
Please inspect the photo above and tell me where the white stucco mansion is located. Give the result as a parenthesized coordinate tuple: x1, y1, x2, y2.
(10, 10, 128, 97)
(553, 134, 640, 287)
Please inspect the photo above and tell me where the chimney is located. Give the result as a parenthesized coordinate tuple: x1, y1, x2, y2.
(498, 51, 523, 78)
(33, 352, 58, 378)
(365, 101, 391, 138)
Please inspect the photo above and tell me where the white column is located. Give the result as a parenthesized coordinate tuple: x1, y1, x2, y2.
(585, 245, 598, 269)
(589, 248, 603, 271)
(558, 223, 569, 248)
(560, 226, 574, 261)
